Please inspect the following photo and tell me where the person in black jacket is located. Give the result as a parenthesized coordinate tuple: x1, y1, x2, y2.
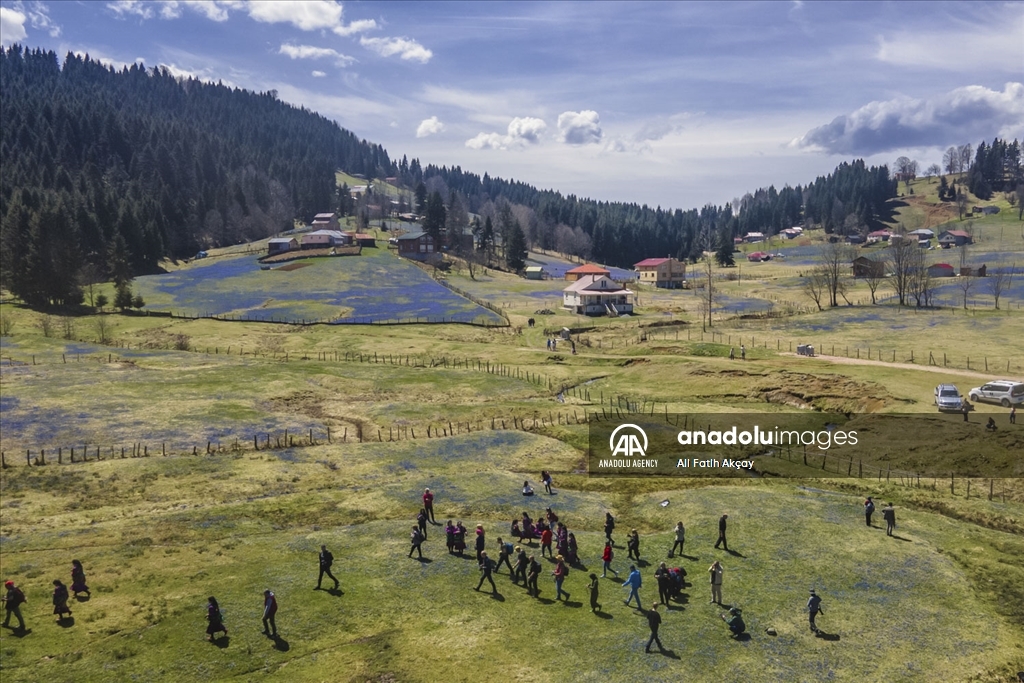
(604, 512, 616, 545)
(409, 526, 424, 558)
(644, 602, 664, 653)
(714, 514, 729, 551)
(2, 580, 26, 631)
(882, 503, 896, 537)
(513, 546, 529, 585)
(527, 555, 542, 597)
(476, 551, 497, 593)
(655, 563, 672, 605)
(864, 497, 875, 527)
(317, 545, 339, 590)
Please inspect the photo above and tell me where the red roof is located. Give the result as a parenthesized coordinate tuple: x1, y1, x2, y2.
(747, 251, 768, 260)
(931, 263, 954, 269)
(566, 263, 611, 275)
(868, 230, 891, 237)
(634, 258, 670, 267)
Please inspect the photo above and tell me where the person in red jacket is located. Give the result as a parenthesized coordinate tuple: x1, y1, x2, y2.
(422, 488, 435, 524)
(541, 526, 553, 558)
(602, 541, 619, 578)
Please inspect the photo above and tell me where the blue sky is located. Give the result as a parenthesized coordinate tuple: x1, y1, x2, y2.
(2, 0, 1022, 210)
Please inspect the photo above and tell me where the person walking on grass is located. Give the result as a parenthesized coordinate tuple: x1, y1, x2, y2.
(2, 580, 27, 631)
(527, 555, 542, 597)
(541, 525, 553, 558)
(71, 559, 90, 598)
(882, 502, 896, 537)
(669, 521, 685, 558)
(417, 508, 429, 541)
(714, 514, 729, 551)
(553, 555, 571, 601)
(588, 573, 601, 612)
(644, 602, 664, 653)
(261, 590, 277, 637)
(623, 565, 642, 609)
(604, 512, 616, 545)
(422, 488, 435, 523)
(206, 596, 227, 641)
(627, 529, 641, 562)
(542, 471, 554, 494)
(475, 525, 487, 564)
(454, 521, 467, 557)
(655, 562, 672, 605)
(807, 589, 824, 634)
(409, 526, 424, 559)
(495, 538, 514, 575)
(317, 545, 339, 590)
(709, 560, 723, 604)
(514, 546, 529, 585)
(864, 497, 875, 527)
(602, 541, 619, 578)
(52, 580, 71, 621)
(445, 520, 456, 555)
(740, 344, 746, 360)
(476, 551, 497, 594)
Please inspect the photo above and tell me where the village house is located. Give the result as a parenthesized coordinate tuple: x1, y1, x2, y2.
(344, 232, 377, 247)
(396, 230, 436, 261)
(938, 230, 973, 248)
(524, 266, 545, 280)
(866, 230, 892, 244)
(927, 263, 956, 278)
(562, 274, 634, 316)
(743, 232, 765, 243)
(847, 234, 866, 244)
(311, 212, 340, 231)
(301, 230, 349, 249)
(851, 256, 885, 278)
(779, 227, 802, 239)
(634, 257, 686, 288)
(267, 237, 298, 255)
(959, 264, 987, 277)
(564, 263, 611, 281)
(747, 251, 770, 262)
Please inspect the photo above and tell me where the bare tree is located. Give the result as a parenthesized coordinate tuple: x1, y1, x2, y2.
(958, 241, 970, 270)
(943, 146, 960, 176)
(894, 156, 918, 178)
(988, 264, 1015, 310)
(958, 143, 973, 178)
(697, 224, 716, 330)
(908, 248, 934, 307)
(925, 163, 942, 180)
(802, 266, 828, 311)
(955, 273, 976, 310)
(864, 253, 888, 304)
(956, 189, 968, 221)
(61, 316, 76, 340)
(817, 242, 856, 307)
(888, 234, 916, 306)
(94, 315, 114, 344)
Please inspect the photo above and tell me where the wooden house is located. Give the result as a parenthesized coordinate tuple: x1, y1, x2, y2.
(634, 257, 686, 288)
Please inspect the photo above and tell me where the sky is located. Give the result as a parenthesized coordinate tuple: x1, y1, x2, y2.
(2, 0, 1023, 211)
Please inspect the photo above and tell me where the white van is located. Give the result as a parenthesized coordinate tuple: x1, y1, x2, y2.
(967, 380, 1024, 407)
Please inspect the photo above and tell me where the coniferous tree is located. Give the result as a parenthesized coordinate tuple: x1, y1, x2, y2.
(505, 221, 528, 272)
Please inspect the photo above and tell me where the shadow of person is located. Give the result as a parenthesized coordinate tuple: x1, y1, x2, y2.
(732, 632, 752, 642)
(212, 635, 230, 649)
(889, 535, 911, 543)
(666, 603, 685, 612)
(57, 617, 76, 628)
(815, 631, 841, 641)
(637, 559, 650, 568)
(536, 597, 556, 605)
(272, 635, 290, 651)
(415, 557, 433, 563)
(9, 628, 32, 638)
(489, 592, 505, 602)
(726, 549, 746, 558)
(680, 554, 699, 561)
(563, 600, 583, 608)
(655, 648, 682, 659)
(326, 588, 344, 597)
(74, 594, 91, 603)
(594, 610, 613, 619)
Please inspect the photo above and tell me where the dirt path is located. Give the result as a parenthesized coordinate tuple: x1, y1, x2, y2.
(779, 352, 1000, 379)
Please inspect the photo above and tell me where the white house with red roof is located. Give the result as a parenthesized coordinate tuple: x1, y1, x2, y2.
(563, 275, 634, 316)
(634, 257, 686, 288)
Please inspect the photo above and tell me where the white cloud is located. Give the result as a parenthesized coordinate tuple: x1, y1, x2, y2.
(0, 7, 27, 45)
(311, 70, 326, 77)
(159, 2, 182, 19)
(333, 18, 377, 37)
(107, 0, 153, 20)
(416, 116, 445, 138)
(557, 110, 603, 145)
(465, 117, 548, 150)
(793, 82, 1024, 155)
(877, 22, 1024, 74)
(247, 0, 342, 30)
(18, 1, 61, 37)
(359, 36, 432, 63)
(185, 1, 230, 22)
(278, 43, 355, 67)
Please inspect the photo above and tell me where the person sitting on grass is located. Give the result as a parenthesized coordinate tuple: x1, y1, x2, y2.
(986, 417, 997, 432)
(721, 606, 745, 637)
(523, 481, 535, 496)
(510, 518, 522, 543)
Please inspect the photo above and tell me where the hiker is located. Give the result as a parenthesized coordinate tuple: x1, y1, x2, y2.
(709, 560, 724, 604)
(553, 555, 571, 601)
(207, 596, 227, 641)
(514, 546, 529, 584)
(71, 559, 90, 597)
(541, 525, 553, 558)
(317, 545, 340, 590)
(588, 573, 601, 612)
(627, 529, 641, 562)
(445, 520, 457, 554)
(623, 565, 642, 608)
(714, 514, 729, 551)
(476, 551, 497, 593)
(882, 502, 896, 537)
(645, 602, 664, 653)
(602, 541, 619, 578)
(566, 533, 579, 565)
(669, 521, 685, 557)
(454, 521, 467, 556)
(864, 497, 875, 527)
(261, 589, 278, 637)
(409, 526, 424, 558)
(2, 580, 26, 631)
(527, 555, 542, 597)
(807, 589, 824, 634)
(740, 344, 746, 360)
(422, 488, 435, 523)
(52, 580, 71, 621)
(542, 471, 554, 494)
(495, 538, 514, 575)
(604, 512, 616, 545)
(475, 525, 487, 563)
(522, 481, 535, 496)
(655, 563, 672, 605)
(721, 606, 745, 637)
(417, 508, 429, 540)
(986, 417, 997, 432)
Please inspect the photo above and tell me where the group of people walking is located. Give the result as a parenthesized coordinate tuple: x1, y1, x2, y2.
(2, 560, 90, 633)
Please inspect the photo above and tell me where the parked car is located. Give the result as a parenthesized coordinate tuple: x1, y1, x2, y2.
(967, 380, 1024, 407)
(933, 384, 963, 412)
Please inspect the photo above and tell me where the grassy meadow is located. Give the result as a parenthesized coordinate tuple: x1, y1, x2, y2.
(2, 180, 1024, 681)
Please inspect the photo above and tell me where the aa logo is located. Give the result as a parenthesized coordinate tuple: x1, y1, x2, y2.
(609, 424, 648, 457)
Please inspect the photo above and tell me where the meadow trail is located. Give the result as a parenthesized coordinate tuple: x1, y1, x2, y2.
(778, 352, 1001, 379)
